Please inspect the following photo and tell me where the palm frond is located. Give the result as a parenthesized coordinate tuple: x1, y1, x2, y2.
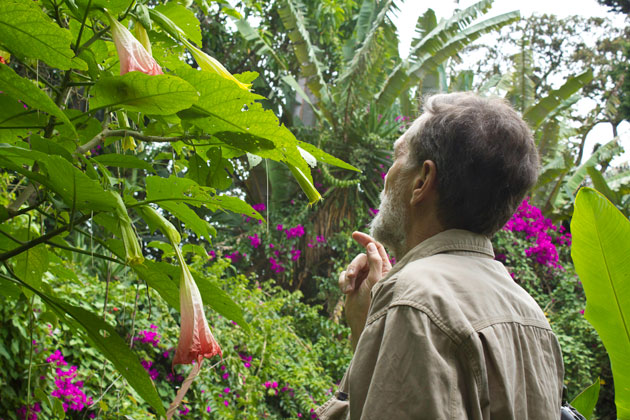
(278, 0, 332, 107)
(338, 0, 398, 85)
(523, 70, 594, 129)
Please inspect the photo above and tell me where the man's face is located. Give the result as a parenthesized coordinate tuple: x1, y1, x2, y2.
(369, 134, 412, 258)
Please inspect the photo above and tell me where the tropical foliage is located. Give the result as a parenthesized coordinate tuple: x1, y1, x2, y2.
(1, 0, 629, 419)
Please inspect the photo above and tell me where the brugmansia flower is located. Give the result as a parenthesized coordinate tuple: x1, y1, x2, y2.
(138, 206, 221, 365)
(181, 38, 251, 91)
(111, 192, 144, 265)
(148, 9, 249, 91)
(171, 250, 222, 365)
(105, 11, 163, 76)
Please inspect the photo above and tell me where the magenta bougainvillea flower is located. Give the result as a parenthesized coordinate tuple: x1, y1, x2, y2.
(106, 12, 163, 76)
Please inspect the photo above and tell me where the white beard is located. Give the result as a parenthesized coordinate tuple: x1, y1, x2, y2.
(369, 185, 408, 259)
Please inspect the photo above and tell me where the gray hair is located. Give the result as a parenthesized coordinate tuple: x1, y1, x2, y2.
(405, 92, 539, 236)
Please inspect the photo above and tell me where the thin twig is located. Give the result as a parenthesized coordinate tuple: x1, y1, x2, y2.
(45, 240, 124, 265)
(0, 213, 91, 261)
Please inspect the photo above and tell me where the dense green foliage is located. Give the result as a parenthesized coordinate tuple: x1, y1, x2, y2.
(1, 0, 629, 419)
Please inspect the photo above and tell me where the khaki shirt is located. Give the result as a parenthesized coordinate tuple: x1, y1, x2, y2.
(317, 230, 564, 420)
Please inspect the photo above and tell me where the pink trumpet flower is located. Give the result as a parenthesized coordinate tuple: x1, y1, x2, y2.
(105, 12, 163, 76)
(172, 255, 222, 366)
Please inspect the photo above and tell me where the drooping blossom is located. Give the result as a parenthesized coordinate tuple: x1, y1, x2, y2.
(105, 12, 163, 76)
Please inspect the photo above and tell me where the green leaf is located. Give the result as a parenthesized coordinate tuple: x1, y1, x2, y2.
(0, 65, 78, 136)
(134, 261, 180, 309)
(586, 166, 619, 205)
(0, 94, 47, 144)
(571, 188, 630, 419)
(92, 154, 156, 174)
(186, 153, 210, 186)
(565, 138, 623, 196)
(75, 0, 130, 14)
(146, 174, 261, 221)
(0, 1, 86, 70)
(206, 147, 232, 190)
(523, 71, 594, 129)
(14, 242, 48, 293)
(175, 68, 315, 190)
(90, 73, 199, 115)
(145, 176, 215, 240)
(37, 155, 119, 212)
(297, 141, 360, 172)
(570, 378, 600, 420)
(30, 135, 73, 161)
(154, 3, 202, 47)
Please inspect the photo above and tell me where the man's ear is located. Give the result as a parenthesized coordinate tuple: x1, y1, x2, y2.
(410, 160, 437, 206)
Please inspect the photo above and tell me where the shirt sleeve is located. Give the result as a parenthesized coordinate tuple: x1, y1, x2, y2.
(350, 305, 468, 420)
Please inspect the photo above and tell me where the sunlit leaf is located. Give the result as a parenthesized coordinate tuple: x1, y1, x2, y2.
(0, 65, 77, 136)
(90, 72, 199, 115)
(571, 188, 630, 419)
(154, 2, 202, 47)
(0, 1, 86, 70)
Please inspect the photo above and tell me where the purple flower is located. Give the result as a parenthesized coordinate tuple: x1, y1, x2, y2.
(269, 257, 285, 273)
(208, 250, 216, 260)
(226, 251, 242, 263)
(248, 234, 261, 248)
(277, 224, 284, 231)
(252, 203, 266, 212)
(285, 225, 305, 239)
(290, 248, 301, 261)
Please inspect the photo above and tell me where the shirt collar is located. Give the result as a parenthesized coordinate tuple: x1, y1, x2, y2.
(374, 229, 495, 294)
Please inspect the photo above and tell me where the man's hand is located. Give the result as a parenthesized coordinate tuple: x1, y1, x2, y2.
(339, 232, 392, 350)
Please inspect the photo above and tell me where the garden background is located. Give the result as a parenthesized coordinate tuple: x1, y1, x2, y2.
(0, 0, 629, 419)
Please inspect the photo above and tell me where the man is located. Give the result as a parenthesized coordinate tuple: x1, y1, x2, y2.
(316, 93, 564, 419)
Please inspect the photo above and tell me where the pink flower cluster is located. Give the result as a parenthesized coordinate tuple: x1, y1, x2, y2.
(17, 403, 41, 420)
(47, 351, 92, 413)
(503, 199, 572, 268)
(141, 359, 160, 380)
(284, 225, 305, 239)
(269, 257, 285, 273)
(248, 233, 261, 248)
(133, 324, 161, 347)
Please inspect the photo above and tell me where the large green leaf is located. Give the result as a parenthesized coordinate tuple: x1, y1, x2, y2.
(175, 68, 314, 184)
(92, 154, 156, 174)
(564, 138, 623, 197)
(297, 141, 360, 172)
(0, 145, 118, 212)
(90, 72, 199, 115)
(338, 0, 396, 84)
(154, 3, 202, 47)
(278, 0, 332, 107)
(0, 65, 77, 137)
(523, 70, 594, 129)
(571, 378, 600, 420)
(15, 280, 165, 416)
(0, 0, 86, 70)
(376, 2, 518, 109)
(0, 95, 47, 144)
(571, 188, 630, 419)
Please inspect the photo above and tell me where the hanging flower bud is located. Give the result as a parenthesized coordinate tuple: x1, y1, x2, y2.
(105, 11, 163, 76)
(182, 39, 251, 91)
(134, 22, 152, 55)
(111, 192, 144, 265)
(149, 9, 249, 90)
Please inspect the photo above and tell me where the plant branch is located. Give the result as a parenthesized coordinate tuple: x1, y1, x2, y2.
(74, 129, 215, 156)
(0, 213, 92, 262)
(45, 240, 125, 265)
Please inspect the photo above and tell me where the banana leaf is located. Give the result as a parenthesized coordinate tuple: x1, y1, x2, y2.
(571, 187, 630, 419)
